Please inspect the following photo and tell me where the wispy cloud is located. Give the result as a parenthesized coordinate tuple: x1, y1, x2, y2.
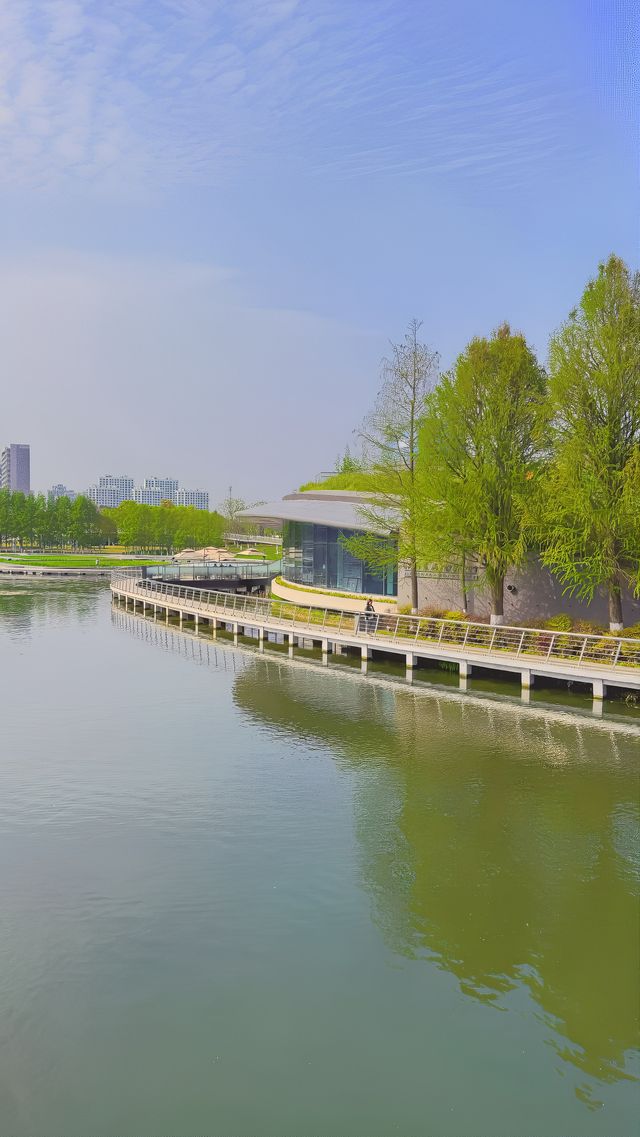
(0, 0, 585, 193)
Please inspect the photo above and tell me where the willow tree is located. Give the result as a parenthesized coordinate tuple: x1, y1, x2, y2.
(540, 255, 640, 631)
(417, 324, 547, 624)
(347, 319, 440, 610)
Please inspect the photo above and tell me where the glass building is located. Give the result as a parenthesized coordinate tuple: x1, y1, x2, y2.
(282, 521, 396, 596)
(239, 492, 398, 599)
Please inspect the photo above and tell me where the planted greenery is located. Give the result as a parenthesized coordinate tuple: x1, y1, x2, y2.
(540, 255, 640, 631)
(417, 323, 547, 625)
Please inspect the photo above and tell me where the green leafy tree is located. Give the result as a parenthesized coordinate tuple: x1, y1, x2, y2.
(417, 323, 547, 623)
(540, 255, 640, 630)
(70, 495, 103, 547)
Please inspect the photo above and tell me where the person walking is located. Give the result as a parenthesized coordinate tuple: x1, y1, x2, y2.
(364, 597, 375, 632)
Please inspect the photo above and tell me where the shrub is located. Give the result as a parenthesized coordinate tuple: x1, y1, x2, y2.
(544, 613, 573, 632)
(622, 622, 640, 639)
(572, 618, 608, 636)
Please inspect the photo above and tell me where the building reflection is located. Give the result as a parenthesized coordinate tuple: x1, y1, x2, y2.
(232, 657, 640, 1088)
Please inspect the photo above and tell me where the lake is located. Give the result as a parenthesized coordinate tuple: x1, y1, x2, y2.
(0, 580, 638, 1137)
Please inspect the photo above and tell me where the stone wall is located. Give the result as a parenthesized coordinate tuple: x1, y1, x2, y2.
(399, 558, 640, 627)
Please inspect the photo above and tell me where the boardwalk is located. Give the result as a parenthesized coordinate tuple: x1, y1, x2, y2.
(111, 571, 640, 703)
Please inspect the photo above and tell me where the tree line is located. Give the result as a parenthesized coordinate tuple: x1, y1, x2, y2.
(0, 492, 225, 553)
(342, 255, 640, 631)
(102, 500, 225, 552)
(0, 492, 113, 548)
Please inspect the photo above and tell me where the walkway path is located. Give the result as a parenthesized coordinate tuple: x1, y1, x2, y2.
(111, 572, 640, 703)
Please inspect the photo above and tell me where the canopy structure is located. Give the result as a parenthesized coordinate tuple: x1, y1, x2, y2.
(238, 490, 398, 534)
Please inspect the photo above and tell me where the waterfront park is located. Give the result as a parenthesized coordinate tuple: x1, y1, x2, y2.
(1, 5, 639, 1132)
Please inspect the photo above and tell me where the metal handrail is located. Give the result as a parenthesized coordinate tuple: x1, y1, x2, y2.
(110, 570, 640, 671)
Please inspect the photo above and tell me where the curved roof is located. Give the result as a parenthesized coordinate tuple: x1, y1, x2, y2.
(238, 490, 397, 534)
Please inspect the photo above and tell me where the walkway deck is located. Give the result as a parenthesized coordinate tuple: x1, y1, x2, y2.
(111, 572, 640, 702)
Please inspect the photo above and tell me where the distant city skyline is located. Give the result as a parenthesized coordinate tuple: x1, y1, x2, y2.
(86, 473, 209, 511)
(0, 1, 636, 500)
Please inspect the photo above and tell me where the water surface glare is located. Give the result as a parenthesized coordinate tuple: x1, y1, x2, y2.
(0, 581, 639, 1137)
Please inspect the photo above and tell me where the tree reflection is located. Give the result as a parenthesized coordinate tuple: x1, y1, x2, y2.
(234, 659, 640, 1086)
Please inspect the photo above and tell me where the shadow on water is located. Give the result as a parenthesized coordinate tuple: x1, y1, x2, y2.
(112, 609, 640, 1096)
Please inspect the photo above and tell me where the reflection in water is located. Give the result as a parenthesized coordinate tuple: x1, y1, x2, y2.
(115, 611, 640, 1094)
(0, 578, 100, 640)
(231, 655, 640, 1090)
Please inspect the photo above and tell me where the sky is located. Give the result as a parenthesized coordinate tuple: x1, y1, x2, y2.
(0, 0, 637, 504)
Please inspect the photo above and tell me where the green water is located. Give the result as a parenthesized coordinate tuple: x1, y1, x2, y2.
(0, 581, 638, 1137)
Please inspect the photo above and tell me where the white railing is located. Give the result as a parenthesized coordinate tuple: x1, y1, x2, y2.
(111, 571, 640, 672)
(225, 533, 282, 545)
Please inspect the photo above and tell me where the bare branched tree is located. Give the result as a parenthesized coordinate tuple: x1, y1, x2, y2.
(351, 319, 439, 610)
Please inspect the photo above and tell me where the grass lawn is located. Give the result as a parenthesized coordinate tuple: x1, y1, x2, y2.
(0, 555, 162, 568)
(231, 545, 281, 560)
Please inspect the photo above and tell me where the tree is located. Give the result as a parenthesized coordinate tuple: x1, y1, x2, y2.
(417, 324, 547, 624)
(70, 495, 104, 547)
(540, 255, 640, 630)
(219, 487, 248, 538)
(334, 446, 363, 476)
(349, 319, 440, 610)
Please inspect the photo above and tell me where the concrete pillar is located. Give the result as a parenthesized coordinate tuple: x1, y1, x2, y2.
(233, 623, 239, 644)
(459, 675, 468, 691)
(592, 697, 604, 717)
(179, 610, 184, 625)
(287, 632, 294, 659)
(361, 645, 371, 661)
(194, 614, 199, 632)
(165, 607, 169, 623)
(593, 678, 605, 700)
(521, 669, 533, 690)
(333, 643, 344, 655)
(459, 659, 472, 679)
(406, 653, 415, 669)
(361, 645, 369, 674)
(521, 687, 531, 705)
(258, 628, 264, 652)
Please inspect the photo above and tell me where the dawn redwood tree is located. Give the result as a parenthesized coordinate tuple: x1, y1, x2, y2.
(417, 324, 547, 624)
(540, 255, 640, 631)
(348, 319, 440, 611)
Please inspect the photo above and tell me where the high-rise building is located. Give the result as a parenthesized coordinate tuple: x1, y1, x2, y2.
(48, 484, 77, 502)
(134, 477, 179, 505)
(175, 489, 209, 510)
(0, 443, 30, 494)
(87, 475, 134, 508)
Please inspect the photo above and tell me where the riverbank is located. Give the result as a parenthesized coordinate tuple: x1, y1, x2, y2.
(0, 554, 168, 577)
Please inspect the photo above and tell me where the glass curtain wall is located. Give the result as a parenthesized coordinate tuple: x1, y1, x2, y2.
(282, 522, 397, 597)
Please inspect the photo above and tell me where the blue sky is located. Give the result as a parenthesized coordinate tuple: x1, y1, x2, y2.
(0, 0, 637, 501)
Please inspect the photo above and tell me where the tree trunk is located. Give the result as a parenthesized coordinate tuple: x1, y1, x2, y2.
(489, 574, 504, 625)
(608, 577, 624, 632)
(410, 561, 419, 614)
(461, 553, 468, 614)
